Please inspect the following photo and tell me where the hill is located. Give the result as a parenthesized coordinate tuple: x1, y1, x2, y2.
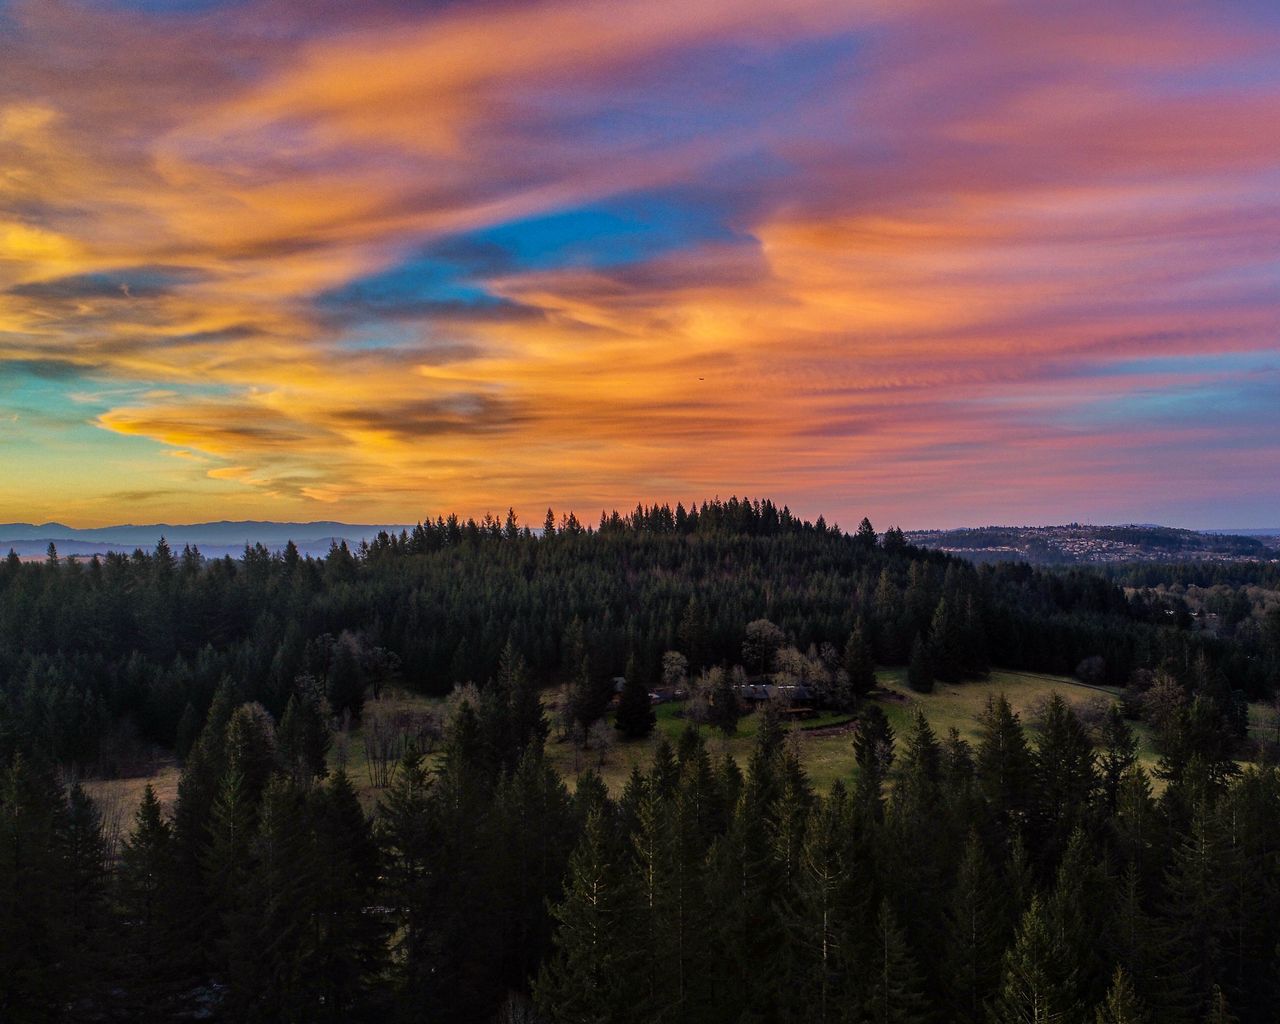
(907, 523, 1279, 565)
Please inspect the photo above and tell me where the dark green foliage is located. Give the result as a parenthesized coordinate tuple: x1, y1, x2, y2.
(0, 497, 1275, 1022)
(990, 893, 1080, 1024)
(843, 620, 878, 705)
(278, 690, 331, 785)
(326, 641, 366, 721)
(115, 784, 184, 1020)
(616, 668, 656, 739)
(1095, 966, 1149, 1024)
(907, 633, 934, 693)
(709, 667, 742, 736)
(864, 898, 931, 1024)
(534, 811, 632, 1022)
(943, 831, 1007, 1023)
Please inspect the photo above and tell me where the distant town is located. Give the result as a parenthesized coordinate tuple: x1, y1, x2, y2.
(907, 524, 1280, 564)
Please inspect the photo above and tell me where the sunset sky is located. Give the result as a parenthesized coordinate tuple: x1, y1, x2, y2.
(2, 0, 1278, 529)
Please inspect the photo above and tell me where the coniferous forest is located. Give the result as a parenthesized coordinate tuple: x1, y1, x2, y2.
(3, 498, 1280, 1022)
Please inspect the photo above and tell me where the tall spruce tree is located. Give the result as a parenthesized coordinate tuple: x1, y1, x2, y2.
(616, 667, 656, 740)
(863, 898, 931, 1024)
(907, 633, 934, 694)
(942, 831, 1007, 1024)
(844, 621, 878, 705)
(990, 893, 1080, 1024)
(1094, 966, 1148, 1024)
(535, 810, 633, 1023)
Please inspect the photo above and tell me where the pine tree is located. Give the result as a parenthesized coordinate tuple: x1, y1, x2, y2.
(907, 633, 934, 693)
(116, 784, 182, 1020)
(1098, 704, 1138, 812)
(377, 752, 436, 1007)
(0, 755, 75, 1018)
(534, 811, 633, 1022)
(781, 787, 858, 1024)
(976, 694, 1032, 836)
(278, 692, 331, 785)
(487, 747, 577, 993)
(312, 769, 386, 1020)
(864, 898, 931, 1024)
(1094, 966, 1148, 1024)
(709, 667, 742, 736)
(1201, 986, 1237, 1024)
(929, 597, 965, 683)
(943, 831, 1007, 1024)
(616, 668, 656, 739)
(1030, 695, 1100, 865)
(327, 640, 366, 721)
(990, 893, 1080, 1024)
(222, 701, 279, 808)
(843, 622, 878, 705)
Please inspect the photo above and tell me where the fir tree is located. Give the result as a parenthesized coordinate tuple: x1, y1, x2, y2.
(943, 831, 1007, 1024)
(616, 667, 656, 740)
(278, 692, 331, 785)
(976, 694, 1032, 837)
(1202, 986, 1237, 1024)
(843, 621, 878, 705)
(534, 811, 633, 1023)
(864, 898, 931, 1024)
(1098, 704, 1138, 812)
(709, 667, 742, 736)
(1094, 966, 1148, 1024)
(116, 784, 182, 1020)
(907, 633, 934, 694)
(990, 893, 1080, 1024)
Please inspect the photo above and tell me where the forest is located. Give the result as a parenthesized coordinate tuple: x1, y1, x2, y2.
(2, 497, 1279, 1022)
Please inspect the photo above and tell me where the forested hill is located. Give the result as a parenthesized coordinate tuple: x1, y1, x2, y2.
(1, 497, 1274, 769)
(907, 523, 1279, 564)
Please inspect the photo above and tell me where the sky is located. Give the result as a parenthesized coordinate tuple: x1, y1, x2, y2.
(1, 0, 1278, 530)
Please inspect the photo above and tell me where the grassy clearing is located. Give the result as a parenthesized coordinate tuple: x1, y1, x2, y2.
(538, 667, 1155, 795)
(87, 667, 1265, 819)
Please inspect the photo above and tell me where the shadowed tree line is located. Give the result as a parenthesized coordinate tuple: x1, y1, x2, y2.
(2, 667, 1277, 1022)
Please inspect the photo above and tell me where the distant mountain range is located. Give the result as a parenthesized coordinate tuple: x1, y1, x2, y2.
(906, 524, 1280, 565)
(0, 520, 412, 560)
(5, 519, 1279, 565)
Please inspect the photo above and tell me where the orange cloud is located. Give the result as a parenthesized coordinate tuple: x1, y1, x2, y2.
(1, 0, 1277, 526)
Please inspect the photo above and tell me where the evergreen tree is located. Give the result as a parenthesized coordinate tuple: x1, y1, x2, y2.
(709, 667, 742, 736)
(616, 667, 656, 740)
(327, 641, 366, 721)
(0, 755, 75, 1019)
(990, 893, 1080, 1024)
(1094, 966, 1148, 1024)
(929, 597, 965, 683)
(278, 691, 331, 785)
(116, 784, 183, 1020)
(943, 831, 1007, 1024)
(864, 898, 931, 1024)
(907, 633, 934, 694)
(312, 770, 386, 1020)
(1030, 695, 1100, 866)
(1202, 986, 1237, 1024)
(377, 752, 436, 1008)
(535, 811, 633, 1023)
(976, 694, 1032, 837)
(1098, 704, 1138, 812)
(843, 621, 878, 705)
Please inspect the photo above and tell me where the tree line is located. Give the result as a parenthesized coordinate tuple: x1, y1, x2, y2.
(2, 498, 1273, 772)
(3, 659, 1276, 1021)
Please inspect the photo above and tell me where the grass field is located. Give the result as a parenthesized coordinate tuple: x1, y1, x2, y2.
(538, 666, 1161, 795)
(87, 664, 1265, 821)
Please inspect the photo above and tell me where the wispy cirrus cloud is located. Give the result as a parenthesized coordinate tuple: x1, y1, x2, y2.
(1, 0, 1278, 525)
